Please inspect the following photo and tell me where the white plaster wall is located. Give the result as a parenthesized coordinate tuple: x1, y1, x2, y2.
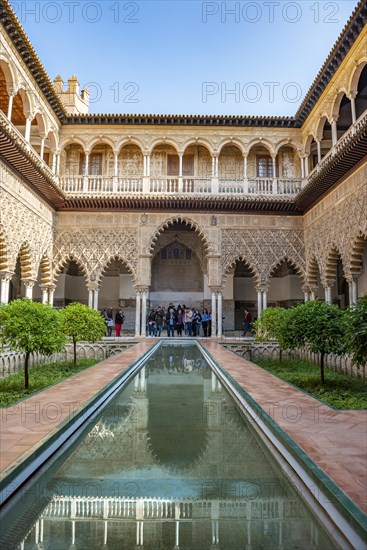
(65, 276, 88, 303)
(233, 278, 257, 301)
(150, 292, 204, 308)
(268, 275, 303, 302)
(223, 274, 234, 300)
(55, 273, 66, 299)
(120, 274, 135, 299)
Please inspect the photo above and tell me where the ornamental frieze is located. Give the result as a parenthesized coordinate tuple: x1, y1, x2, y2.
(53, 227, 138, 284)
(305, 181, 367, 284)
(0, 189, 53, 277)
(221, 228, 306, 286)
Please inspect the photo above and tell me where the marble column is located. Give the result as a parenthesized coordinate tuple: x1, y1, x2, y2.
(217, 291, 223, 337)
(257, 289, 262, 318)
(24, 116, 32, 142)
(94, 289, 99, 311)
(7, 94, 14, 121)
(23, 279, 35, 300)
(40, 138, 45, 160)
(331, 119, 338, 146)
(0, 272, 13, 304)
(141, 291, 148, 337)
(135, 291, 141, 336)
(211, 291, 217, 337)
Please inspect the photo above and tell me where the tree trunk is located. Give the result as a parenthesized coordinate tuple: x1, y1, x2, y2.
(279, 348, 283, 364)
(320, 351, 325, 385)
(73, 337, 77, 368)
(24, 351, 30, 390)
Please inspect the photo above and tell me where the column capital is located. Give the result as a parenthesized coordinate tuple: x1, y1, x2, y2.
(87, 282, 99, 291)
(21, 278, 36, 288)
(134, 285, 149, 293)
(39, 283, 56, 291)
(0, 271, 14, 282)
(208, 286, 223, 293)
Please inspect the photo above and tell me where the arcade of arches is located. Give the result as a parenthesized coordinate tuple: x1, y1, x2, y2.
(0, 0, 367, 336)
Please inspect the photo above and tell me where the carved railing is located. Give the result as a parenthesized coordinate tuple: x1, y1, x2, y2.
(58, 176, 304, 196)
(0, 109, 59, 185)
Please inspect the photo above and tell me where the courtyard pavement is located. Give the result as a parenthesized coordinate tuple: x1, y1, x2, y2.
(0, 338, 366, 517)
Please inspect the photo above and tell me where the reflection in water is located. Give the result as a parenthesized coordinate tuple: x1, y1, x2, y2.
(0, 344, 336, 549)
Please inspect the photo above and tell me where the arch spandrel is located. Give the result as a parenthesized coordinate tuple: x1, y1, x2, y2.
(222, 256, 259, 287)
(182, 138, 214, 155)
(148, 216, 212, 256)
(53, 227, 138, 285)
(349, 59, 367, 96)
(274, 138, 302, 156)
(148, 138, 180, 155)
(267, 255, 306, 287)
(53, 254, 88, 285)
(305, 254, 322, 289)
(0, 56, 17, 94)
(345, 231, 367, 282)
(245, 138, 275, 156)
(221, 228, 306, 288)
(0, 225, 9, 272)
(37, 254, 53, 286)
(14, 241, 36, 280)
(97, 254, 136, 286)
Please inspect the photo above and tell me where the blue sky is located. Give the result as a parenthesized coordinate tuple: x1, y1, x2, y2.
(9, 0, 357, 116)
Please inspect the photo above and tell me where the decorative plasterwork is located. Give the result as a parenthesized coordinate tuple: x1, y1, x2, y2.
(52, 227, 138, 284)
(0, 186, 54, 277)
(305, 174, 367, 285)
(221, 229, 306, 287)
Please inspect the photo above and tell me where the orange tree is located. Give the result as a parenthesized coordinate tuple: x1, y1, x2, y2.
(345, 295, 367, 368)
(279, 300, 346, 385)
(0, 299, 66, 389)
(59, 302, 106, 367)
(254, 307, 291, 362)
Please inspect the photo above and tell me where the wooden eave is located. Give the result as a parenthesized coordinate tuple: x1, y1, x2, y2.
(1, 0, 366, 128)
(60, 194, 302, 214)
(0, 0, 67, 122)
(295, 125, 367, 211)
(0, 122, 65, 208)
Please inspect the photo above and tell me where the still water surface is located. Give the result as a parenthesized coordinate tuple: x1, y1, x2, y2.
(0, 344, 336, 549)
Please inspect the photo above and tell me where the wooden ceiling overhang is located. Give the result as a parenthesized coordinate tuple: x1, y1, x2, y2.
(1, 0, 366, 127)
(60, 194, 302, 214)
(295, 121, 367, 212)
(0, 116, 65, 208)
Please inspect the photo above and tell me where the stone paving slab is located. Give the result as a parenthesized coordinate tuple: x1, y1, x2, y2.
(0, 340, 155, 482)
(202, 340, 367, 515)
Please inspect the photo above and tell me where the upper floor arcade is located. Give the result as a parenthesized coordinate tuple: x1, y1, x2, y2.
(0, 0, 366, 210)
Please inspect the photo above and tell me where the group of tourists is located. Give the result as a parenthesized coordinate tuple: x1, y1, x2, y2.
(102, 304, 253, 338)
(101, 307, 125, 337)
(147, 304, 212, 337)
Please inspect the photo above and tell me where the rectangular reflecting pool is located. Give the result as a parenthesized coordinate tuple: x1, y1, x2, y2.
(0, 343, 341, 549)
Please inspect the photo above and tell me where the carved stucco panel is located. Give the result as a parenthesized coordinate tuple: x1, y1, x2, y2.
(305, 182, 367, 283)
(0, 189, 53, 276)
(221, 228, 306, 286)
(53, 227, 138, 284)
